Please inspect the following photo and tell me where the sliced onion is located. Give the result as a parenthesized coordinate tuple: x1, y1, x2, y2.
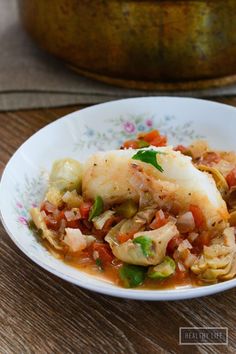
(168, 215, 177, 224)
(188, 232, 199, 243)
(40, 210, 47, 219)
(177, 239, 193, 253)
(93, 250, 99, 260)
(93, 210, 115, 230)
(184, 251, 198, 268)
(58, 219, 66, 236)
(65, 208, 81, 221)
(177, 261, 186, 272)
(176, 211, 195, 233)
(41, 201, 57, 213)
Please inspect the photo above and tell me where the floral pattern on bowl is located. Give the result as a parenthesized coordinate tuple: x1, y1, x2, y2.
(14, 171, 47, 227)
(74, 113, 203, 151)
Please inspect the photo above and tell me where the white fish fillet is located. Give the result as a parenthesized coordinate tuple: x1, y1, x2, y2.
(82, 146, 229, 230)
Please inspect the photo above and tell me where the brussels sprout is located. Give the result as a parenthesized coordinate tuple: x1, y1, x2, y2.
(133, 235, 154, 257)
(148, 256, 176, 280)
(49, 158, 83, 193)
(115, 200, 138, 219)
(119, 264, 147, 287)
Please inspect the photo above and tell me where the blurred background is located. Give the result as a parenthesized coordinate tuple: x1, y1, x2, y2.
(1, 0, 236, 112)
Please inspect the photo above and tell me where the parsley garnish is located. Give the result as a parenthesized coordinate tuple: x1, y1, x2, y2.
(132, 150, 164, 172)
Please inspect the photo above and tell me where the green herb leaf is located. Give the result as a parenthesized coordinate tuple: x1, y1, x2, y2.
(133, 236, 154, 257)
(89, 196, 104, 221)
(132, 149, 164, 172)
(119, 264, 147, 288)
(95, 258, 104, 271)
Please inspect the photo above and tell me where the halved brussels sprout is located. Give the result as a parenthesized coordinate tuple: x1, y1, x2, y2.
(148, 256, 176, 280)
(119, 264, 147, 287)
(197, 165, 229, 196)
(49, 158, 83, 193)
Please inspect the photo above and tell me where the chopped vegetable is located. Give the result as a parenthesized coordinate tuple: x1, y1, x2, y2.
(64, 228, 87, 252)
(174, 145, 188, 154)
(148, 256, 176, 280)
(40, 201, 57, 214)
(200, 151, 221, 165)
(176, 211, 195, 233)
(133, 235, 154, 257)
(117, 233, 134, 244)
(123, 140, 140, 149)
(139, 130, 167, 147)
(115, 200, 138, 219)
(167, 235, 184, 254)
(80, 201, 93, 219)
(45, 187, 62, 207)
(150, 210, 168, 229)
(49, 158, 83, 192)
(140, 130, 159, 142)
(89, 196, 104, 221)
(137, 140, 150, 148)
(132, 149, 164, 172)
(194, 231, 211, 248)
(62, 190, 83, 208)
(226, 167, 236, 188)
(119, 264, 147, 287)
(189, 204, 205, 230)
(95, 258, 103, 271)
(93, 210, 115, 230)
(92, 243, 114, 265)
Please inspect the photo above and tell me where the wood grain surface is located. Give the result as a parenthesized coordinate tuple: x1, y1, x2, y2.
(1, 100, 236, 354)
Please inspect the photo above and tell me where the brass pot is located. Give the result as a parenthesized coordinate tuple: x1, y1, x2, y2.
(18, 0, 236, 90)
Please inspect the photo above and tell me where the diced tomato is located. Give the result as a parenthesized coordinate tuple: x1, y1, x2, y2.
(93, 243, 114, 264)
(141, 130, 160, 142)
(66, 219, 80, 228)
(174, 145, 188, 154)
(150, 210, 168, 229)
(80, 201, 93, 219)
(44, 215, 60, 231)
(117, 233, 133, 244)
(167, 235, 184, 254)
(200, 152, 221, 165)
(103, 215, 122, 234)
(150, 135, 167, 147)
(56, 210, 65, 222)
(139, 130, 167, 147)
(226, 167, 236, 188)
(189, 204, 205, 230)
(123, 140, 139, 149)
(194, 231, 211, 248)
(175, 266, 188, 281)
(40, 201, 56, 215)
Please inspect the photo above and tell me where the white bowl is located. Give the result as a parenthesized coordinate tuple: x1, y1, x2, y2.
(1, 97, 236, 300)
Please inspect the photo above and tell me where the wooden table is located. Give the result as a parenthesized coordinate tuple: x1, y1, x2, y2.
(1, 99, 236, 354)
